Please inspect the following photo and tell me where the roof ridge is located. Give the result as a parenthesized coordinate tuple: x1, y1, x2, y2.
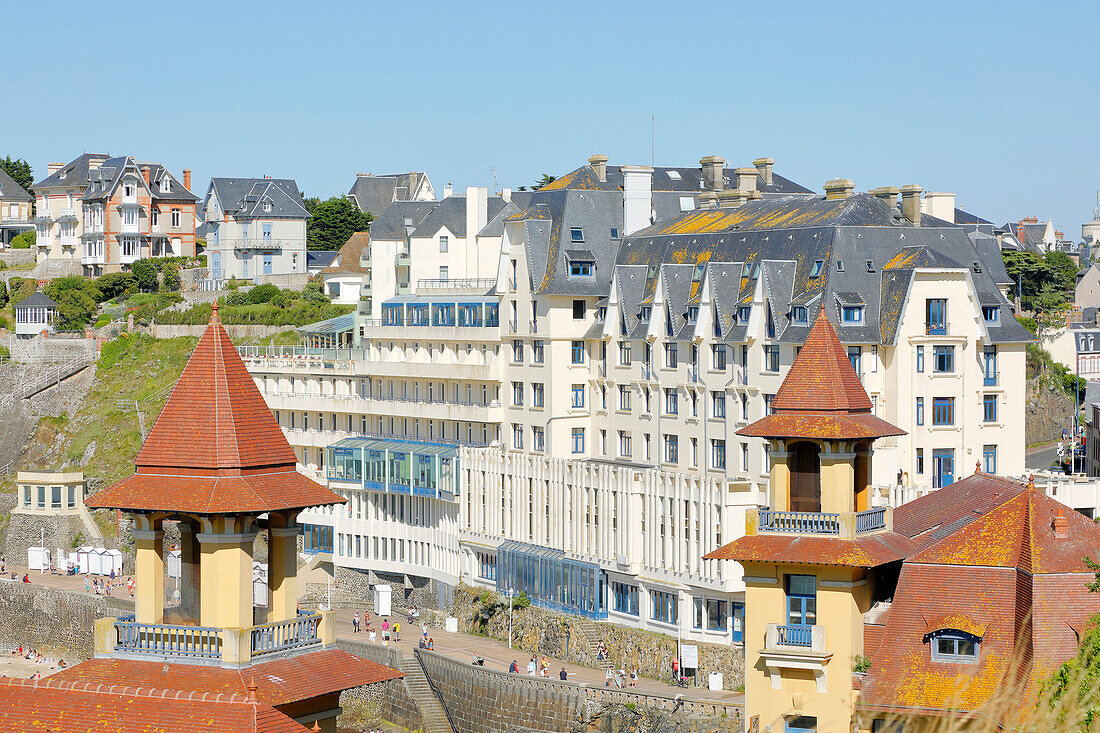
(0, 676, 256, 704)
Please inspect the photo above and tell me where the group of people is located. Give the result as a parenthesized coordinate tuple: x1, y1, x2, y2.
(8, 646, 67, 674)
(508, 656, 568, 680)
(83, 574, 130, 597)
(353, 610, 435, 650)
(604, 665, 639, 688)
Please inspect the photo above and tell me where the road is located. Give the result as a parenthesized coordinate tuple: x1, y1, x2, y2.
(1026, 443, 1061, 472)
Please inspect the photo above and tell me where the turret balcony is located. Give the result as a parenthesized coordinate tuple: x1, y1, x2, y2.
(761, 623, 832, 693)
(748, 506, 891, 539)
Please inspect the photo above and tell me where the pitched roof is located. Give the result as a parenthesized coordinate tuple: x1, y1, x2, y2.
(13, 292, 58, 309)
(541, 162, 813, 197)
(209, 178, 308, 219)
(85, 304, 344, 514)
(321, 231, 370, 275)
(0, 677, 310, 733)
(704, 530, 916, 567)
(737, 310, 904, 439)
(347, 172, 432, 217)
(32, 153, 111, 190)
(0, 166, 32, 201)
(80, 156, 198, 203)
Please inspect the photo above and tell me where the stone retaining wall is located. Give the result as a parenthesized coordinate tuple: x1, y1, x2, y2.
(337, 639, 424, 731)
(149, 324, 290, 339)
(7, 335, 95, 364)
(0, 581, 130, 660)
(2, 513, 85, 566)
(448, 588, 745, 691)
(417, 648, 741, 733)
(0, 250, 35, 266)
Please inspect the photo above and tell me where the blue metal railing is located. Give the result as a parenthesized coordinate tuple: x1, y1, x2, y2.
(984, 373, 999, 386)
(250, 613, 321, 656)
(855, 507, 887, 533)
(777, 624, 813, 647)
(759, 510, 840, 534)
(115, 620, 221, 659)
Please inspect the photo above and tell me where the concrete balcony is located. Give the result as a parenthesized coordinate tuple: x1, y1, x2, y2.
(59, 235, 78, 248)
(264, 390, 503, 424)
(222, 237, 286, 251)
(55, 208, 78, 222)
(396, 250, 410, 267)
(82, 250, 105, 265)
(120, 250, 141, 265)
(395, 281, 411, 295)
(96, 611, 332, 668)
(761, 623, 831, 693)
(120, 220, 140, 234)
(747, 506, 891, 539)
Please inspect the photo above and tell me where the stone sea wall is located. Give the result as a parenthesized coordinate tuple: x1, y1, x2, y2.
(0, 581, 129, 660)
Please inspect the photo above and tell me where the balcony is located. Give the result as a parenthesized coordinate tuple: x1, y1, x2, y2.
(396, 250, 410, 267)
(55, 208, 78, 223)
(220, 237, 284, 251)
(530, 319, 539, 333)
(984, 372, 999, 387)
(33, 210, 52, 223)
(751, 506, 890, 538)
(925, 322, 947, 336)
(59, 235, 78, 249)
(761, 623, 831, 693)
(120, 219, 140, 234)
(120, 249, 141, 265)
(105, 612, 326, 666)
(82, 249, 105, 265)
(395, 281, 411, 295)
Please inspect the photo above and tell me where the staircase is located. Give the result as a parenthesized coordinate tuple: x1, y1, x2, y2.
(398, 656, 455, 733)
(572, 615, 614, 670)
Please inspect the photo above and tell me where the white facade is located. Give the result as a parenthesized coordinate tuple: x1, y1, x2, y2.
(202, 178, 308, 281)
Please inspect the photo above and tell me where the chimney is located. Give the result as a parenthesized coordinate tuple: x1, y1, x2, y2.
(183, 169, 191, 191)
(734, 167, 758, 193)
(753, 157, 774, 186)
(588, 154, 608, 182)
(869, 186, 899, 209)
(717, 189, 752, 209)
(698, 190, 720, 209)
(141, 167, 151, 186)
(47, 162, 63, 175)
(501, 187, 512, 203)
(824, 178, 855, 200)
(621, 165, 654, 236)
(699, 156, 726, 191)
(466, 186, 488, 242)
(899, 184, 923, 226)
(1053, 508, 1069, 539)
(444, 183, 453, 198)
(88, 156, 105, 171)
(920, 191, 956, 224)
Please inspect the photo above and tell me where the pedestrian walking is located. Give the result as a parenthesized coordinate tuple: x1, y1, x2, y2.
(605, 668, 614, 686)
(369, 628, 377, 644)
(559, 667, 568, 681)
(393, 622, 400, 641)
(509, 660, 518, 674)
(630, 666, 638, 687)
(527, 656, 537, 676)
(353, 612, 360, 633)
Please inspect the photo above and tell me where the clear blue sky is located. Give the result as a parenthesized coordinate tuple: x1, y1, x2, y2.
(3, 0, 1098, 231)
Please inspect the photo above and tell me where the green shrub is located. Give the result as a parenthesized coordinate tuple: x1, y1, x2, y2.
(131, 259, 159, 293)
(95, 272, 138, 302)
(224, 279, 239, 291)
(225, 292, 247, 307)
(0, 279, 7, 308)
(1017, 315, 1038, 335)
(246, 283, 280, 304)
(9, 231, 34, 249)
(9, 277, 36, 305)
(94, 314, 112, 328)
(162, 267, 181, 292)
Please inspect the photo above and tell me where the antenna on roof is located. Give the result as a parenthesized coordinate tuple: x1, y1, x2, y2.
(651, 115, 655, 167)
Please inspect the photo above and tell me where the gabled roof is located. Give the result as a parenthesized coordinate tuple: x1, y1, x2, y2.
(32, 153, 111, 190)
(368, 200, 439, 242)
(347, 172, 432, 217)
(321, 231, 370, 276)
(411, 195, 509, 239)
(0, 166, 32, 202)
(209, 178, 308, 219)
(86, 304, 344, 514)
(81, 156, 199, 203)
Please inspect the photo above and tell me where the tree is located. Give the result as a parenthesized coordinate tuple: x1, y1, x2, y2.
(9, 231, 34, 249)
(131, 259, 159, 293)
(1034, 286, 1070, 340)
(1047, 250, 1080, 292)
(246, 283, 280, 304)
(0, 279, 7, 309)
(532, 174, 557, 190)
(0, 156, 34, 194)
(95, 272, 138, 301)
(162, 267, 181, 293)
(44, 277, 101, 330)
(306, 197, 371, 251)
(301, 194, 322, 216)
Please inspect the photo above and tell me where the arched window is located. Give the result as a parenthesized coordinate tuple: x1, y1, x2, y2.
(928, 629, 980, 662)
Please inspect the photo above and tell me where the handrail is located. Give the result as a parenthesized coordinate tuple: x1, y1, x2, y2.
(758, 510, 840, 534)
(115, 620, 222, 659)
(260, 389, 499, 409)
(776, 624, 813, 647)
(855, 507, 887, 533)
(251, 613, 321, 656)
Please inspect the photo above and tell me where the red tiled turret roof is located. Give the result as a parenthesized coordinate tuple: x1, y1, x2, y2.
(86, 303, 344, 514)
(738, 309, 904, 439)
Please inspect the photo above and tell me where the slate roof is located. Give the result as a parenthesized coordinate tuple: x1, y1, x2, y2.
(209, 177, 308, 219)
(613, 194, 1033, 346)
(411, 194, 510, 238)
(368, 200, 439, 242)
(307, 250, 339, 271)
(347, 172, 432, 217)
(32, 153, 111, 189)
(79, 156, 198, 203)
(86, 304, 344, 514)
(13, 292, 58, 309)
(0, 166, 32, 201)
(541, 163, 813, 197)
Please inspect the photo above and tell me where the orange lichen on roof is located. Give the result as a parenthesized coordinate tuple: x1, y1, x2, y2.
(537, 167, 614, 192)
(505, 204, 550, 222)
(924, 614, 989, 639)
(883, 248, 921, 270)
(704, 532, 915, 567)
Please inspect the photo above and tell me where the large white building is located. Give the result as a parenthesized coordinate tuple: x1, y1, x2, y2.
(201, 177, 309, 281)
(240, 155, 1030, 645)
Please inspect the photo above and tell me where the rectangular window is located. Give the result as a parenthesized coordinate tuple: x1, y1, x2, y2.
(612, 582, 639, 616)
(569, 260, 594, 276)
(513, 340, 524, 363)
(711, 343, 727, 370)
(791, 306, 808, 324)
(171, 208, 181, 228)
(926, 298, 947, 335)
(848, 346, 862, 376)
(678, 196, 695, 212)
(532, 340, 544, 363)
(764, 393, 775, 415)
(933, 345, 955, 373)
(931, 632, 980, 663)
(841, 305, 864, 323)
(439, 235, 448, 252)
(571, 341, 584, 364)
(916, 397, 924, 426)
(764, 345, 780, 372)
(664, 434, 679, 464)
(982, 306, 999, 323)
(785, 574, 817, 626)
(711, 439, 726, 469)
(512, 424, 523, 450)
(932, 448, 955, 488)
(572, 299, 585, 319)
(262, 223, 272, 239)
(571, 384, 585, 409)
(618, 431, 631, 457)
(650, 590, 678, 624)
(532, 427, 545, 452)
(932, 397, 954, 426)
(439, 265, 449, 281)
(983, 393, 997, 422)
(916, 345, 925, 373)
(983, 444, 997, 473)
(570, 227, 584, 242)
(619, 341, 631, 365)
(711, 391, 726, 418)
(532, 383, 544, 408)
(741, 442, 749, 471)
(512, 382, 524, 406)
(619, 386, 631, 411)
(706, 598, 728, 631)
(984, 346, 997, 386)
(916, 448, 924, 474)
(571, 428, 585, 454)
(664, 388, 678, 415)
(738, 305, 751, 322)
(665, 342, 677, 368)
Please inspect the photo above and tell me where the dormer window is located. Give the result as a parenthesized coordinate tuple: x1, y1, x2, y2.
(123, 182, 135, 198)
(972, 261, 983, 273)
(687, 306, 699, 323)
(982, 306, 999, 323)
(263, 199, 273, 213)
(639, 306, 652, 321)
(929, 630, 980, 663)
(610, 227, 619, 239)
(750, 262, 761, 279)
(160, 177, 171, 193)
(737, 306, 751, 322)
(836, 260, 845, 272)
(692, 263, 704, 282)
(809, 260, 823, 277)
(841, 305, 864, 324)
(791, 306, 808, 324)
(569, 260, 594, 276)
(570, 227, 584, 243)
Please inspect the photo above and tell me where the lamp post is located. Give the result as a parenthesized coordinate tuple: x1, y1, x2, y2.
(507, 586, 515, 649)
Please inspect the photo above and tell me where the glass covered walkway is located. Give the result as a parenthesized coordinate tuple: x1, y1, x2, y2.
(327, 436, 460, 501)
(496, 541, 607, 619)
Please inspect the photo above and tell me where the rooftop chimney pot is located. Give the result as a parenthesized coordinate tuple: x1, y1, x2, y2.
(717, 189, 751, 209)
(588, 154, 609, 183)
(869, 186, 900, 209)
(734, 167, 758, 193)
(753, 157, 775, 185)
(824, 178, 855, 200)
(899, 184, 923, 226)
(700, 155, 726, 192)
(443, 183, 453, 198)
(1053, 508, 1069, 539)
(141, 167, 150, 187)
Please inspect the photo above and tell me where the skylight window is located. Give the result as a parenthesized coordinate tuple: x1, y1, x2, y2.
(570, 227, 584, 243)
(667, 170, 682, 180)
(679, 196, 695, 212)
(610, 227, 619, 239)
(809, 260, 824, 277)
(692, 263, 704, 282)
(836, 260, 845, 272)
(866, 260, 875, 273)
